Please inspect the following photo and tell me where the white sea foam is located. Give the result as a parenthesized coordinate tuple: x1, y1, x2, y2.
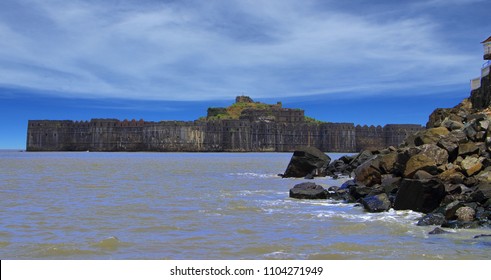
(230, 172, 279, 178)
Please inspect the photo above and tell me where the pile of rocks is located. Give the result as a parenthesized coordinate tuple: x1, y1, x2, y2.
(280, 146, 372, 179)
(286, 99, 491, 229)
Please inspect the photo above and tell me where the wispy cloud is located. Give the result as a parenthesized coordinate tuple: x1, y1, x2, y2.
(0, 0, 486, 101)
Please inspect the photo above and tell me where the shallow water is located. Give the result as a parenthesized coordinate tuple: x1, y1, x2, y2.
(1, 151, 490, 259)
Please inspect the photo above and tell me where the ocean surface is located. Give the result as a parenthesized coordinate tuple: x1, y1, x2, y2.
(1, 150, 491, 260)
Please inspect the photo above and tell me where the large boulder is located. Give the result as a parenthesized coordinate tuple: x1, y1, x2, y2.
(417, 213, 446, 226)
(414, 127, 449, 146)
(373, 152, 398, 174)
(354, 159, 381, 187)
(282, 146, 331, 178)
(289, 182, 328, 199)
(393, 179, 446, 213)
(349, 184, 384, 200)
(419, 144, 449, 166)
(403, 154, 437, 178)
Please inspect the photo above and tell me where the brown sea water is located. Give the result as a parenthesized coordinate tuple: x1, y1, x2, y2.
(1, 150, 490, 259)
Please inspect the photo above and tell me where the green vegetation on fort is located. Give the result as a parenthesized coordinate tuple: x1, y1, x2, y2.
(205, 101, 273, 120)
(227, 101, 273, 118)
(304, 116, 324, 124)
(204, 99, 323, 123)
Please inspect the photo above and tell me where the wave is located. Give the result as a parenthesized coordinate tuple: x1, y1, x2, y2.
(229, 172, 279, 178)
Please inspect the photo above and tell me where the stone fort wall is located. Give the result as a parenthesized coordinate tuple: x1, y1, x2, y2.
(27, 118, 423, 152)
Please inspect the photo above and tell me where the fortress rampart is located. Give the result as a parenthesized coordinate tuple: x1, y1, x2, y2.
(26, 97, 423, 152)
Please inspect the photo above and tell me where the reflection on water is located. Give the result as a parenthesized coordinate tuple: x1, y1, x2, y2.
(0, 151, 490, 259)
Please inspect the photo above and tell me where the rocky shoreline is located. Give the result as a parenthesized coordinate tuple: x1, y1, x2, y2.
(282, 98, 491, 232)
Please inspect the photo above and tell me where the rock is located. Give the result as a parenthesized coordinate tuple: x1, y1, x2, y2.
(480, 120, 490, 130)
(304, 173, 314, 179)
(339, 155, 355, 164)
(460, 156, 483, 177)
(289, 182, 328, 199)
(361, 193, 391, 213)
(403, 154, 437, 178)
(470, 182, 491, 203)
(283, 146, 331, 178)
(428, 227, 450, 234)
(374, 152, 398, 174)
(417, 213, 446, 226)
(473, 234, 491, 239)
(326, 159, 350, 176)
(443, 201, 464, 220)
(381, 176, 401, 195)
(349, 150, 376, 168)
(437, 138, 459, 162)
(455, 206, 476, 222)
(393, 179, 445, 213)
(476, 168, 491, 183)
(438, 167, 465, 184)
(458, 142, 480, 156)
(339, 179, 357, 190)
(463, 124, 478, 141)
(354, 159, 381, 187)
(414, 127, 449, 146)
(414, 170, 435, 180)
(419, 144, 449, 166)
(427, 108, 452, 128)
(444, 184, 467, 194)
(349, 184, 383, 200)
(441, 119, 464, 131)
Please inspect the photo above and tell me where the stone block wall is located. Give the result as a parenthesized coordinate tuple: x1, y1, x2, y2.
(27, 118, 422, 152)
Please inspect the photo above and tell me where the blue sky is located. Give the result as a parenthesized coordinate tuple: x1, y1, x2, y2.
(0, 0, 489, 149)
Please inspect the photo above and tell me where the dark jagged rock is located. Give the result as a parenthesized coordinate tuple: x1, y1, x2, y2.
(361, 193, 391, 213)
(473, 234, 491, 239)
(349, 150, 376, 168)
(282, 146, 331, 178)
(381, 176, 401, 197)
(417, 213, 446, 226)
(429, 227, 450, 235)
(393, 179, 445, 213)
(289, 182, 328, 199)
(349, 184, 378, 200)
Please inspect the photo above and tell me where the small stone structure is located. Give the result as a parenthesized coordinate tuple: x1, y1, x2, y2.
(26, 97, 423, 152)
(470, 36, 491, 109)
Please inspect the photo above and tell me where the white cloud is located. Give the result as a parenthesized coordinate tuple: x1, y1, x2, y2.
(0, 0, 483, 101)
